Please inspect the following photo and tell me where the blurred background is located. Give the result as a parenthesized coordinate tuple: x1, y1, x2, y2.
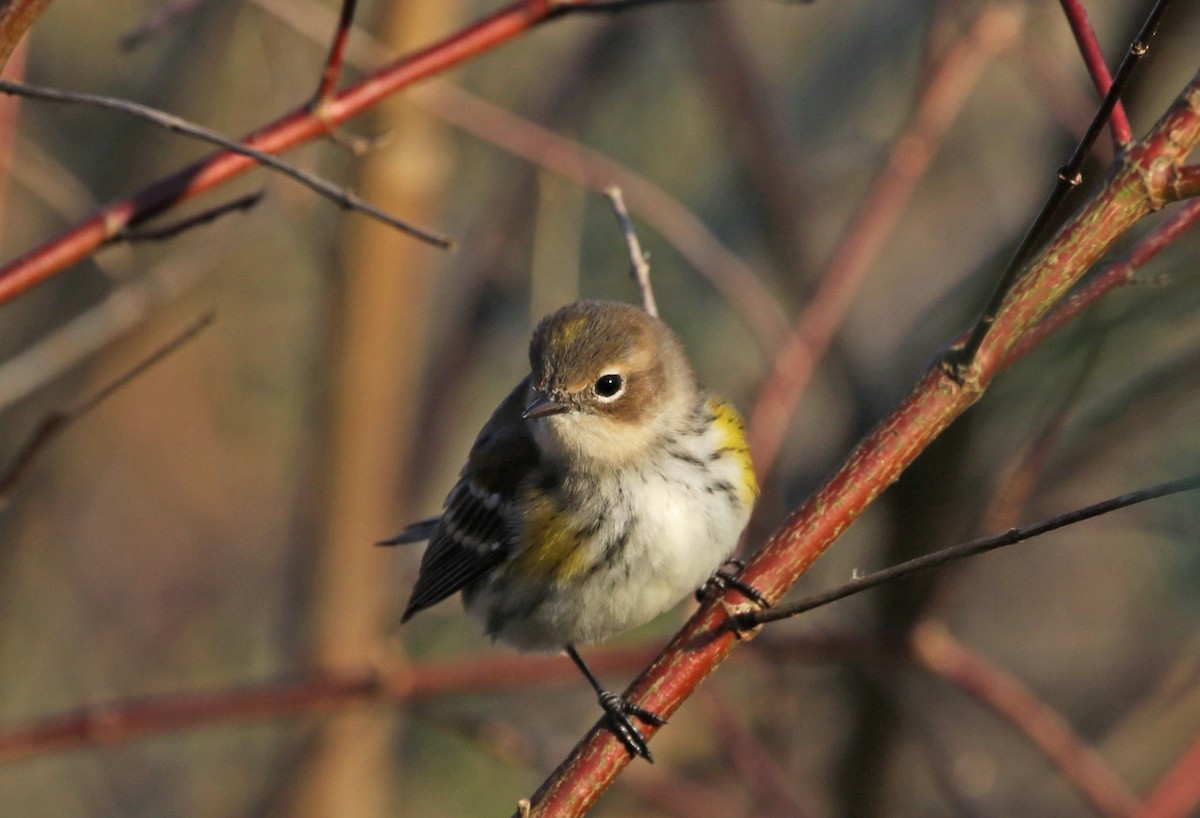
(0, 0, 1197, 815)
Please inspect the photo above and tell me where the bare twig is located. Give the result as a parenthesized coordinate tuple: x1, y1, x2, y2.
(310, 0, 357, 105)
(113, 191, 264, 243)
(912, 622, 1140, 818)
(1058, 0, 1133, 146)
(417, 82, 787, 351)
(0, 312, 216, 509)
(950, 0, 1172, 374)
(733, 472, 1200, 628)
(0, 79, 453, 248)
(0, 0, 712, 307)
(603, 185, 657, 317)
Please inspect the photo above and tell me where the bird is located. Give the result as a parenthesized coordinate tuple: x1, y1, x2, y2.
(383, 299, 759, 761)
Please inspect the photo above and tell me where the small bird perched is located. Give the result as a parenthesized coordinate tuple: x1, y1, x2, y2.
(384, 300, 758, 761)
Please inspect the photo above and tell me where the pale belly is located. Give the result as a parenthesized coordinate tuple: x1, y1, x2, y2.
(466, 459, 752, 651)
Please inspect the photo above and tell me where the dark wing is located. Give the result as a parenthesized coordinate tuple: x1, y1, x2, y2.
(400, 376, 539, 621)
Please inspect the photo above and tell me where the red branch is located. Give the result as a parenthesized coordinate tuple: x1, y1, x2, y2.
(1007, 195, 1200, 364)
(0, 645, 661, 766)
(0, 0, 596, 306)
(1057, 0, 1133, 146)
(522, 71, 1200, 817)
(912, 621, 1139, 818)
(1134, 731, 1200, 818)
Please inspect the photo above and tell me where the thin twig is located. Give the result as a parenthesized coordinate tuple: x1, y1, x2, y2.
(912, 621, 1141, 818)
(113, 191, 264, 243)
(950, 0, 1172, 375)
(310, 0, 358, 105)
(0, 79, 454, 249)
(1058, 0, 1133, 146)
(603, 185, 657, 317)
(0, 312, 216, 509)
(733, 472, 1200, 629)
(0, 0, 710, 307)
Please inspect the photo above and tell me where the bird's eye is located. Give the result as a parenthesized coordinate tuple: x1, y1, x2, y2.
(594, 373, 624, 400)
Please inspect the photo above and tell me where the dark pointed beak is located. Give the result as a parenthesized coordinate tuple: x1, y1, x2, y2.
(523, 390, 570, 419)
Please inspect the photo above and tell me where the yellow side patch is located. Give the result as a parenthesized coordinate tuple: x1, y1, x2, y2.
(708, 398, 759, 506)
(513, 490, 592, 581)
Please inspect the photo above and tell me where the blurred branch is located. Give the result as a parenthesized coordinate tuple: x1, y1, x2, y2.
(0, 629, 880, 766)
(1057, 0, 1132, 146)
(689, 5, 809, 277)
(113, 191, 264, 243)
(732, 471, 1200, 628)
(604, 185, 657, 317)
(120, 0, 208, 50)
(701, 686, 816, 818)
(980, 337, 1106, 533)
(246, 0, 788, 352)
(746, 2, 1024, 482)
(0, 246, 222, 411)
(0, 80, 452, 248)
(0, 0, 50, 69)
(911, 621, 1140, 818)
(520, 71, 1200, 818)
(1134, 731, 1200, 818)
(0, 645, 661, 765)
(0, 0, 692, 306)
(417, 82, 788, 351)
(949, 0, 1172, 373)
(0, 312, 215, 511)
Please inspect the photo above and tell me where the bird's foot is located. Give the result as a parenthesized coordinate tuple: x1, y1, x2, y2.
(697, 558, 770, 608)
(597, 690, 666, 763)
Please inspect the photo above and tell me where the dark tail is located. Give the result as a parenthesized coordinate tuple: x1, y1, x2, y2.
(377, 516, 440, 546)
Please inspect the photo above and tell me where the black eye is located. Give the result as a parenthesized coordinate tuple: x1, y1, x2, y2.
(594, 373, 624, 399)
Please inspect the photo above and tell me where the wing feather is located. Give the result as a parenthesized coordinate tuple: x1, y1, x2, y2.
(400, 377, 539, 621)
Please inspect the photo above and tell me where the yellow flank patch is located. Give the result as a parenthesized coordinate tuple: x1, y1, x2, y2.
(514, 490, 592, 581)
(708, 398, 759, 506)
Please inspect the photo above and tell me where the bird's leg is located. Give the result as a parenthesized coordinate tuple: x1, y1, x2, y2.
(697, 558, 771, 609)
(566, 645, 665, 763)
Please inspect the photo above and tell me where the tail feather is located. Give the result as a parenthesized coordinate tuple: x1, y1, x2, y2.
(378, 516, 440, 546)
